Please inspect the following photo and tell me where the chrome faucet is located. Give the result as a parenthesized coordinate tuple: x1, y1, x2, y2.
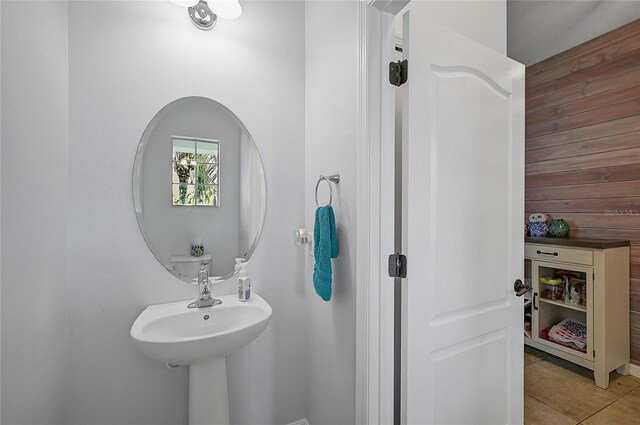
(188, 265, 222, 308)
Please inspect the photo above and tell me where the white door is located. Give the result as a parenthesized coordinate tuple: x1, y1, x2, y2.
(401, 11, 525, 425)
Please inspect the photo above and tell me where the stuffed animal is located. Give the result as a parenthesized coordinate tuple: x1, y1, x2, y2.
(528, 213, 548, 237)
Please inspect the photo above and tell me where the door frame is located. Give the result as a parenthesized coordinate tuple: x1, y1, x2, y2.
(355, 1, 408, 423)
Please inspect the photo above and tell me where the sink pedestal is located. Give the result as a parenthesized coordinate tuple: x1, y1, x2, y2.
(189, 357, 230, 425)
(131, 296, 272, 425)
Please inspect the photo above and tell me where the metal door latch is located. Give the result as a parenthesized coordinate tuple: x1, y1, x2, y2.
(514, 279, 531, 297)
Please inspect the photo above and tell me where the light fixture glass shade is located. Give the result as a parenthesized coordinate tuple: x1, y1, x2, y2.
(169, 0, 198, 7)
(210, 0, 242, 19)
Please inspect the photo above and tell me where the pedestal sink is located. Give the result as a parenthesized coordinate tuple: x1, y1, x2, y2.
(130, 294, 272, 425)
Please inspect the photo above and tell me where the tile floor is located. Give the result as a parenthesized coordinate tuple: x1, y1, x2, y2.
(525, 345, 640, 425)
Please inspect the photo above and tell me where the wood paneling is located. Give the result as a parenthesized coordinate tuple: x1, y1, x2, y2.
(526, 85, 640, 126)
(526, 98, 640, 139)
(526, 181, 640, 201)
(631, 278, 640, 294)
(526, 115, 640, 151)
(525, 19, 640, 364)
(526, 197, 640, 215)
(526, 80, 555, 102)
(527, 66, 640, 114)
(526, 132, 640, 164)
(526, 147, 640, 175)
(631, 324, 640, 365)
(554, 50, 640, 91)
(633, 293, 640, 311)
(526, 165, 640, 188)
(527, 35, 640, 88)
(631, 246, 640, 264)
(527, 20, 640, 79)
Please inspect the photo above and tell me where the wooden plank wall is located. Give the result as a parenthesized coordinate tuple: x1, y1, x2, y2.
(525, 19, 640, 365)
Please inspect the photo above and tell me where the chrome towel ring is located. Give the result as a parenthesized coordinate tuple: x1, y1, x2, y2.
(315, 174, 340, 207)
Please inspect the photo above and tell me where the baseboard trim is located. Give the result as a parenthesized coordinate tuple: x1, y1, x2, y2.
(286, 420, 309, 425)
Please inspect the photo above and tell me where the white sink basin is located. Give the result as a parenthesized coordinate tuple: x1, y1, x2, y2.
(130, 294, 272, 365)
(130, 294, 272, 425)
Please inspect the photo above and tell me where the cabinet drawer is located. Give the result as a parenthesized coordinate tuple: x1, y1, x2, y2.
(525, 244, 593, 266)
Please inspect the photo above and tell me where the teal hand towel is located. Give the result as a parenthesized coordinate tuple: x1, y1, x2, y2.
(313, 206, 338, 301)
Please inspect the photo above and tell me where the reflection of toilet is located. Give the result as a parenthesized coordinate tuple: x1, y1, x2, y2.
(166, 254, 212, 283)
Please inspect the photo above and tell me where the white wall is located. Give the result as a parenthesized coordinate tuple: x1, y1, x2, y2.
(1, 1, 510, 423)
(1, 2, 70, 424)
(305, 2, 359, 424)
(396, 0, 507, 54)
(304, 3, 507, 424)
(64, 2, 306, 424)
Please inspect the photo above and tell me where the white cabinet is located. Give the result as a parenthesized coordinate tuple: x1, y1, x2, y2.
(524, 238, 630, 389)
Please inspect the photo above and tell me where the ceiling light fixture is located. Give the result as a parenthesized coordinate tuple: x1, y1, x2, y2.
(188, 0, 217, 30)
(169, 0, 241, 31)
(210, 0, 242, 20)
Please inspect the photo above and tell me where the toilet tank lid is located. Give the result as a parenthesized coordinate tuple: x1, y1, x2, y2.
(170, 254, 212, 263)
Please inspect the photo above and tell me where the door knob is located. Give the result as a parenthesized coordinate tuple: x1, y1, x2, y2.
(514, 279, 530, 297)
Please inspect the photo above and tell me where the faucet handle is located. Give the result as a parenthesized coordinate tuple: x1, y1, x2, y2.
(190, 276, 224, 285)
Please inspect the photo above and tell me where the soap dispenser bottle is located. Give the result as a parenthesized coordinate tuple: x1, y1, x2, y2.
(234, 258, 243, 274)
(237, 261, 251, 302)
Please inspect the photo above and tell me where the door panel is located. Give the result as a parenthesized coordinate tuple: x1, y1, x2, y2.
(402, 10, 525, 425)
(432, 329, 510, 425)
(431, 66, 511, 323)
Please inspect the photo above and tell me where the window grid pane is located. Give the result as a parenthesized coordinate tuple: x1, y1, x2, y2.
(172, 183, 196, 206)
(172, 137, 219, 206)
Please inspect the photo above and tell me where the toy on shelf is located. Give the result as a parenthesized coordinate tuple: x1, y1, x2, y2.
(528, 213, 548, 237)
(548, 218, 570, 238)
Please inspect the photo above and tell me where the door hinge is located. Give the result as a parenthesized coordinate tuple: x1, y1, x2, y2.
(593, 350, 596, 358)
(389, 60, 408, 87)
(388, 252, 407, 278)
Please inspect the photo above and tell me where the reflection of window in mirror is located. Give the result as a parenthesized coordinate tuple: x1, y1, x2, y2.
(172, 136, 220, 207)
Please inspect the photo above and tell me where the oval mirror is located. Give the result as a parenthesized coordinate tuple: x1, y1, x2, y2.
(133, 97, 266, 283)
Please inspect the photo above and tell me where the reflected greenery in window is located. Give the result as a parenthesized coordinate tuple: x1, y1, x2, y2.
(172, 137, 219, 206)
